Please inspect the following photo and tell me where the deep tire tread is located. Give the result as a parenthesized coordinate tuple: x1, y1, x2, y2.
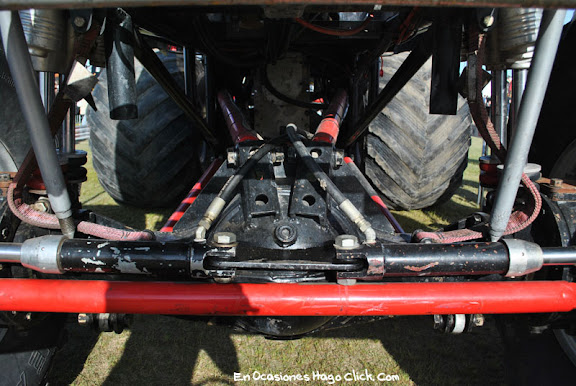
(87, 52, 201, 208)
(364, 53, 472, 210)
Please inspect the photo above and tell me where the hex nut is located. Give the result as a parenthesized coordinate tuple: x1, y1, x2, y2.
(78, 313, 90, 325)
(334, 235, 359, 250)
(551, 178, 563, 187)
(472, 314, 485, 327)
(483, 15, 494, 27)
(73, 16, 86, 28)
(227, 150, 238, 167)
(213, 232, 237, 245)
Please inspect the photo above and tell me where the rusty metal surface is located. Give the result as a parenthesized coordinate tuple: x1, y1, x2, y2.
(1, 0, 576, 11)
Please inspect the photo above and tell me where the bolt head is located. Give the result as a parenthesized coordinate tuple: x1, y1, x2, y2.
(472, 314, 485, 327)
(32, 201, 49, 212)
(214, 232, 237, 245)
(73, 16, 86, 28)
(334, 235, 359, 250)
(227, 150, 238, 167)
(483, 15, 494, 27)
(78, 313, 89, 325)
(551, 178, 564, 187)
(310, 149, 321, 159)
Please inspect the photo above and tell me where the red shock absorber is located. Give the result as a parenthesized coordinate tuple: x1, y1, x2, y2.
(312, 89, 348, 145)
(217, 90, 259, 145)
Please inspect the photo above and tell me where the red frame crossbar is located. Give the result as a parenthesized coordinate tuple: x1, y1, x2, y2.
(0, 279, 574, 315)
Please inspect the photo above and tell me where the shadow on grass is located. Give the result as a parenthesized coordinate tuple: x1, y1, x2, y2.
(81, 204, 172, 231)
(48, 316, 240, 385)
(49, 316, 507, 385)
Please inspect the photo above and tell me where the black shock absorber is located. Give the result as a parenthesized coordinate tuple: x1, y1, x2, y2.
(105, 8, 138, 120)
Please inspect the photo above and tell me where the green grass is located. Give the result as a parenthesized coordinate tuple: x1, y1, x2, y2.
(47, 137, 509, 385)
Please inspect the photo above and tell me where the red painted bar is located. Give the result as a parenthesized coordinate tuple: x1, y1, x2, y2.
(0, 280, 574, 316)
(160, 158, 223, 232)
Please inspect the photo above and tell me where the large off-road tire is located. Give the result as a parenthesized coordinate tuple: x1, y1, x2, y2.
(364, 53, 472, 210)
(88, 51, 202, 208)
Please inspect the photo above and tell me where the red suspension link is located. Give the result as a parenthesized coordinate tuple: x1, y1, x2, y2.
(0, 279, 574, 316)
(160, 158, 224, 232)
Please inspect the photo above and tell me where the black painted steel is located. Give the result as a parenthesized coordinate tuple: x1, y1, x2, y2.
(105, 9, 138, 120)
(59, 239, 191, 276)
(382, 242, 509, 276)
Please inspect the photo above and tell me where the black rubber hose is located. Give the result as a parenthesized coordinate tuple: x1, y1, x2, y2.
(286, 124, 376, 243)
(219, 143, 275, 202)
(286, 124, 347, 204)
(263, 69, 328, 110)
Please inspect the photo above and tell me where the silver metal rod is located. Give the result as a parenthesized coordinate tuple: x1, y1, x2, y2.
(38, 72, 55, 113)
(509, 69, 527, 146)
(62, 101, 76, 154)
(0, 11, 75, 238)
(0, 243, 21, 263)
(491, 70, 507, 152)
(543, 247, 576, 265)
(489, 10, 566, 242)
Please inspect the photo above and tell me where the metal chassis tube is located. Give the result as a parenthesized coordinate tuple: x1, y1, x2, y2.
(0, 279, 575, 316)
(0, 10, 76, 238)
(489, 9, 566, 241)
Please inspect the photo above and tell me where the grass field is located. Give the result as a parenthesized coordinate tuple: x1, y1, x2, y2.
(46, 137, 517, 385)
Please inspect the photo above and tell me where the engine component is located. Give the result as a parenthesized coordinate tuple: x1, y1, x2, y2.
(486, 8, 543, 70)
(255, 53, 312, 138)
(18, 9, 73, 73)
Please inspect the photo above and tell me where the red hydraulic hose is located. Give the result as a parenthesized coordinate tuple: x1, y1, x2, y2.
(295, 14, 373, 37)
(312, 89, 348, 145)
(7, 183, 153, 241)
(217, 90, 259, 145)
(415, 32, 542, 244)
(160, 158, 224, 232)
(0, 279, 574, 315)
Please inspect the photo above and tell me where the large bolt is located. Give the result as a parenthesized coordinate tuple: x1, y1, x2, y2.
(334, 235, 359, 250)
(227, 150, 238, 168)
(213, 232, 237, 245)
(271, 151, 285, 165)
(274, 225, 297, 247)
(482, 15, 495, 28)
(32, 201, 49, 213)
(471, 314, 485, 327)
(551, 178, 564, 188)
(78, 313, 90, 325)
(73, 16, 86, 28)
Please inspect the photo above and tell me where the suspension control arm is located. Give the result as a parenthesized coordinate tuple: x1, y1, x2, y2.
(1, 236, 574, 280)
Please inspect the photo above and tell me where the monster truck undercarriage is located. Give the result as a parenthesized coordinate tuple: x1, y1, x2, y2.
(1, 0, 576, 377)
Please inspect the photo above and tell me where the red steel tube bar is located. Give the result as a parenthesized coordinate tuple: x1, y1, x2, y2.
(160, 158, 224, 232)
(0, 279, 574, 316)
(217, 90, 259, 144)
(312, 89, 348, 145)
